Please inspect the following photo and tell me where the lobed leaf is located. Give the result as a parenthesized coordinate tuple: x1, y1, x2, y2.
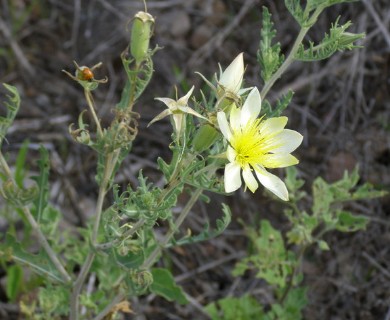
(150, 268, 187, 305)
(0, 233, 65, 283)
(257, 7, 285, 82)
(31, 145, 50, 223)
(0, 83, 20, 147)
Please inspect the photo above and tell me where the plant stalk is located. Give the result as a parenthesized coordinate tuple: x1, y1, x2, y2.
(70, 150, 119, 320)
(261, 8, 324, 99)
(141, 187, 204, 270)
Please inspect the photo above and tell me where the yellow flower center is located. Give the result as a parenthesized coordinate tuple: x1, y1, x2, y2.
(230, 119, 267, 168)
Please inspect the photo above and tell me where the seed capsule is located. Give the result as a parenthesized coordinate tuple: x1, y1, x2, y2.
(130, 11, 155, 65)
(76, 66, 94, 81)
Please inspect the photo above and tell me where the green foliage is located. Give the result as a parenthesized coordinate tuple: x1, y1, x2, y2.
(266, 288, 307, 320)
(284, 0, 307, 26)
(261, 91, 294, 118)
(0, 2, 383, 319)
(205, 295, 264, 320)
(233, 220, 297, 289)
(0, 83, 20, 147)
(1, 179, 38, 207)
(0, 233, 65, 283)
(286, 166, 386, 249)
(116, 50, 156, 111)
(295, 19, 365, 61)
(169, 203, 231, 247)
(258, 7, 284, 82)
(306, 0, 359, 11)
(6, 264, 23, 302)
(38, 285, 70, 317)
(14, 140, 30, 188)
(285, 0, 359, 27)
(31, 146, 50, 223)
(150, 268, 188, 304)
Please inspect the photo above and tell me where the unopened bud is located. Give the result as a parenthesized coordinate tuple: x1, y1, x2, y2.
(192, 124, 219, 152)
(130, 11, 155, 65)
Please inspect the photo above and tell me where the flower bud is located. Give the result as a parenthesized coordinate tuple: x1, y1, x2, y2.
(130, 11, 155, 65)
(217, 53, 244, 99)
(192, 124, 219, 153)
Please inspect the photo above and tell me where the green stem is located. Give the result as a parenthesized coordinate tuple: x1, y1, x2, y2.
(261, 27, 309, 99)
(141, 187, 204, 270)
(84, 89, 103, 137)
(95, 218, 146, 250)
(0, 152, 71, 283)
(280, 245, 307, 304)
(69, 150, 119, 320)
(93, 293, 125, 320)
(260, 8, 323, 99)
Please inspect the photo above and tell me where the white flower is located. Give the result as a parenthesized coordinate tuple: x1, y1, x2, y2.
(217, 87, 303, 201)
(148, 86, 206, 136)
(218, 53, 244, 98)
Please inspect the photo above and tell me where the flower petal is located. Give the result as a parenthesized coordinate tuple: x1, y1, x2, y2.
(172, 114, 184, 134)
(254, 166, 289, 201)
(219, 53, 244, 94)
(259, 117, 288, 136)
(266, 129, 303, 154)
(229, 104, 241, 132)
(179, 106, 207, 120)
(224, 162, 242, 193)
(217, 111, 232, 140)
(177, 86, 194, 106)
(242, 165, 258, 193)
(226, 146, 236, 163)
(260, 153, 299, 168)
(241, 87, 261, 126)
(155, 97, 177, 109)
(147, 109, 172, 127)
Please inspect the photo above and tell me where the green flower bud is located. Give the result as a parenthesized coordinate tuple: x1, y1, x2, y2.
(192, 124, 219, 152)
(130, 11, 155, 65)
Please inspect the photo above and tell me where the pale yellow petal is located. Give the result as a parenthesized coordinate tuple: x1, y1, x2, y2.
(177, 86, 194, 106)
(217, 111, 232, 141)
(219, 53, 244, 94)
(266, 129, 303, 154)
(229, 104, 241, 132)
(242, 165, 258, 193)
(147, 109, 172, 127)
(259, 117, 288, 136)
(172, 114, 184, 134)
(179, 106, 207, 120)
(254, 166, 289, 201)
(261, 153, 299, 168)
(241, 87, 261, 126)
(224, 162, 242, 193)
(155, 97, 177, 109)
(226, 146, 236, 163)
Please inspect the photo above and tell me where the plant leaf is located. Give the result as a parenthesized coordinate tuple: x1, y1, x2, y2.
(0, 233, 65, 283)
(150, 268, 187, 304)
(0, 83, 20, 147)
(6, 264, 23, 302)
(31, 145, 50, 223)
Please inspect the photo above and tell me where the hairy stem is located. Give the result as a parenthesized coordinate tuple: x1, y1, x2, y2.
(0, 152, 71, 283)
(261, 8, 323, 99)
(84, 89, 103, 137)
(93, 293, 125, 320)
(70, 150, 119, 320)
(141, 187, 204, 269)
